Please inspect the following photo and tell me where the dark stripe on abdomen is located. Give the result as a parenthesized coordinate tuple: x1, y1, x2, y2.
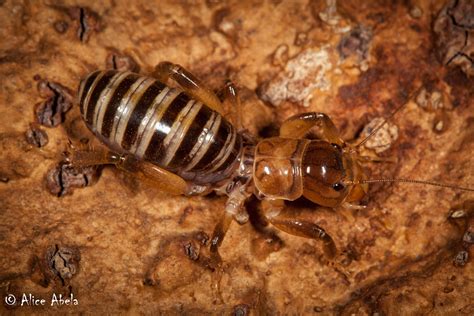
(101, 74, 140, 138)
(143, 92, 190, 163)
(121, 80, 166, 150)
(167, 105, 214, 169)
(191, 122, 230, 171)
(79, 71, 101, 116)
(215, 135, 241, 172)
(85, 71, 117, 125)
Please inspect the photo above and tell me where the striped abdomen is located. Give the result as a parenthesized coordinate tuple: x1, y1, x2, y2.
(78, 70, 242, 184)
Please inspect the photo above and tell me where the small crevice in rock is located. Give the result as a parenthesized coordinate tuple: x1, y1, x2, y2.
(78, 8, 87, 42)
(35, 80, 74, 127)
(25, 124, 49, 147)
(45, 162, 98, 197)
(46, 245, 81, 286)
(105, 50, 140, 72)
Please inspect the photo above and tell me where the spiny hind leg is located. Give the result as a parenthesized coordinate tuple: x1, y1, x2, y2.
(261, 199, 337, 258)
(68, 149, 188, 195)
(280, 112, 344, 145)
(153, 61, 225, 115)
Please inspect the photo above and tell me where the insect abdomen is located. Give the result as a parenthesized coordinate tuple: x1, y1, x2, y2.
(78, 70, 241, 183)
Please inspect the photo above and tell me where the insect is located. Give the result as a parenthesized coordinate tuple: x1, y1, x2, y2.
(72, 61, 473, 264)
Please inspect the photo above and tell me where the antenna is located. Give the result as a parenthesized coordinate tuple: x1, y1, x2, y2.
(355, 89, 420, 149)
(346, 87, 473, 193)
(344, 178, 474, 192)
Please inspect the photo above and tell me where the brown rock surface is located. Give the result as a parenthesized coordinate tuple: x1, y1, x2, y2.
(1, 0, 473, 314)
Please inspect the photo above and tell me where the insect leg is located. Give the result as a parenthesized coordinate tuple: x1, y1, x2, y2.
(69, 149, 188, 195)
(220, 80, 243, 131)
(119, 157, 189, 195)
(152, 61, 226, 115)
(262, 199, 337, 258)
(357, 155, 398, 163)
(209, 211, 234, 268)
(280, 112, 344, 145)
(67, 147, 122, 166)
(208, 184, 251, 268)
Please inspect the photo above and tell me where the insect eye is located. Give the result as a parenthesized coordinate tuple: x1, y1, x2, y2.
(332, 183, 345, 191)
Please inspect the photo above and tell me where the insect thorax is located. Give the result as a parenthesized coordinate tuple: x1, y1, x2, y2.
(253, 137, 310, 201)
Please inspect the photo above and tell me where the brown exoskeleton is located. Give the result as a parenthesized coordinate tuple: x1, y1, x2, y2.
(71, 62, 473, 265)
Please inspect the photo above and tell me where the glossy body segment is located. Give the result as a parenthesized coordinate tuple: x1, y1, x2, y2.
(254, 137, 310, 200)
(279, 112, 368, 207)
(78, 70, 241, 184)
(301, 141, 349, 207)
